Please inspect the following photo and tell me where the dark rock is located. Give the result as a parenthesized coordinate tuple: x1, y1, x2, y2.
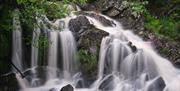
(175, 59, 180, 68)
(49, 88, 57, 91)
(69, 15, 91, 33)
(104, 7, 120, 17)
(0, 73, 20, 91)
(77, 26, 108, 55)
(128, 41, 137, 52)
(147, 76, 166, 91)
(69, 15, 91, 39)
(75, 79, 84, 88)
(77, 26, 108, 87)
(99, 75, 114, 90)
(60, 84, 74, 91)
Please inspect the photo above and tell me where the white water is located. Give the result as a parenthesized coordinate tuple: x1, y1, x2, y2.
(60, 29, 77, 80)
(31, 25, 41, 67)
(12, 9, 23, 71)
(11, 12, 180, 91)
(47, 31, 58, 79)
(86, 13, 180, 91)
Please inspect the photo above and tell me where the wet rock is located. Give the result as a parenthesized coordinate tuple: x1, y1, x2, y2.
(0, 73, 20, 91)
(77, 26, 108, 55)
(69, 15, 91, 39)
(99, 75, 114, 90)
(75, 80, 84, 88)
(60, 84, 74, 91)
(104, 7, 120, 17)
(77, 26, 108, 87)
(69, 15, 91, 33)
(96, 0, 119, 12)
(147, 76, 166, 91)
(128, 41, 137, 52)
(175, 59, 180, 68)
(48, 88, 57, 91)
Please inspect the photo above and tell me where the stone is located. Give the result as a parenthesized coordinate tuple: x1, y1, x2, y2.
(175, 59, 180, 68)
(69, 15, 91, 32)
(68, 15, 91, 40)
(105, 7, 120, 17)
(0, 73, 20, 91)
(128, 41, 137, 52)
(48, 88, 57, 91)
(60, 84, 74, 91)
(147, 76, 166, 91)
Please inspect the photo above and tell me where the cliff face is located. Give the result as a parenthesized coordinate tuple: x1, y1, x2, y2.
(79, 0, 180, 68)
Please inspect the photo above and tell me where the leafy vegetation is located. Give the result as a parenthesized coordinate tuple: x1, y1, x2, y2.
(121, 0, 148, 17)
(77, 49, 97, 73)
(144, 0, 180, 41)
(145, 13, 180, 40)
(121, 0, 180, 41)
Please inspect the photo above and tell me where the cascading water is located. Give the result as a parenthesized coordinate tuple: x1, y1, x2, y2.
(86, 13, 180, 91)
(47, 31, 58, 79)
(11, 11, 180, 91)
(31, 25, 41, 68)
(59, 29, 77, 80)
(12, 9, 23, 71)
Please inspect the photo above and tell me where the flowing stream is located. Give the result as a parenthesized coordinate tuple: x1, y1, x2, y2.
(12, 11, 180, 91)
(12, 9, 23, 71)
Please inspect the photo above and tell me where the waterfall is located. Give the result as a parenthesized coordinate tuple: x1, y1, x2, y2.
(47, 31, 58, 79)
(59, 29, 77, 80)
(12, 9, 23, 71)
(11, 12, 180, 91)
(31, 26, 41, 67)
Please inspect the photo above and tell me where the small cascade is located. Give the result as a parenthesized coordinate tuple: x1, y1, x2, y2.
(59, 29, 78, 80)
(12, 9, 23, 71)
(31, 25, 41, 67)
(47, 31, 58, 79)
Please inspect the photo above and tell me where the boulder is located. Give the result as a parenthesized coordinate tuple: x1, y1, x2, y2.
(175, 59, 180, 68)
(99, 75, 114, 90)
(48, 88, 57, 91)
(60, 84, 74, 91)
(0, 73, 20, 91)
(147, 76, 166, 91)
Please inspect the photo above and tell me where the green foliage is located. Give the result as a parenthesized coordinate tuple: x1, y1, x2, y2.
(12, 0, 88, 49)
(37, 34, 49, 50)
(145, 13, 180, 40)
(121, 0, 148, 17)
(0, 6, 13, 32)
(77, 49, 97, 73)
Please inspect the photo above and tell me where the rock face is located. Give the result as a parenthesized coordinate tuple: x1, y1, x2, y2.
(147, 77, 166, 91)
(69, 15, 91, 41)
(99, 75, 114, 90)
(60, 84, 74, 91)
(0, 73, 20, 91)
(80, 0, 180, 67)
